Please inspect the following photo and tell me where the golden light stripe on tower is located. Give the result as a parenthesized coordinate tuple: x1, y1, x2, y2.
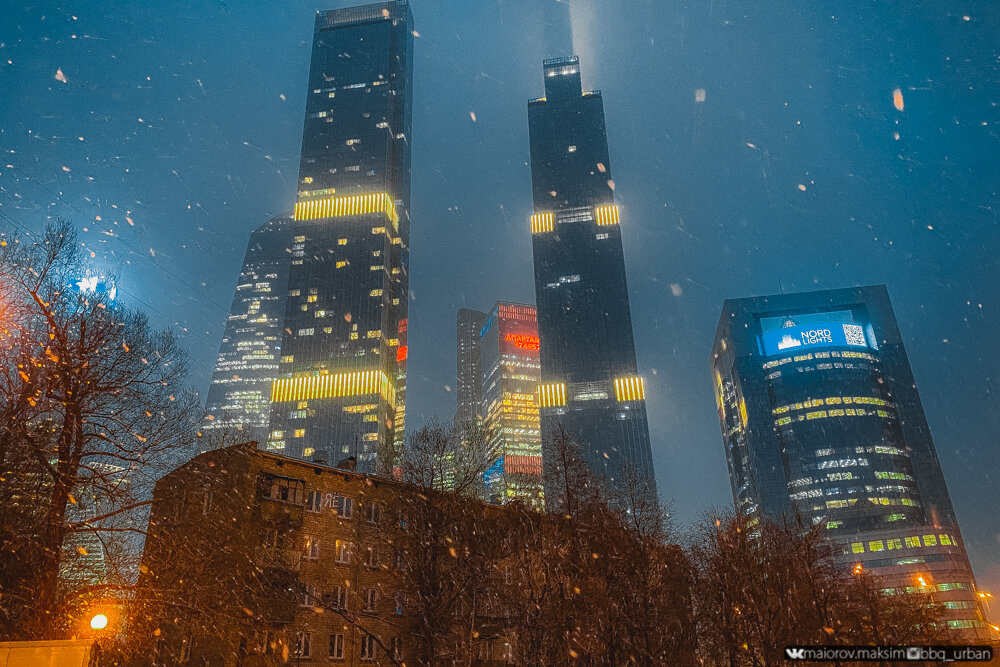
(594, 204, 620, 226)
(293, 192, 400, 230)
(614, 376, 645, 402)
(537, 382, 567, 407)
(271, 370, 396, 406)
(530, 212, 554, 234)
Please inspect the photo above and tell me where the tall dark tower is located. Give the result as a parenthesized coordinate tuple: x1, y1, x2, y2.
(455, 308, 487, 430)
(203, 212, 294, 444)
(527, 56, 655, 491)
(268, 2, 413, 474)
(711, 285, 989, 640)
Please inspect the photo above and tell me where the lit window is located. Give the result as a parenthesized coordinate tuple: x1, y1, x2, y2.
(338, 238, 347, 245)
(335, 541, 351, 564)
(293, 429, 305, 438)
(297, 328, 314, 336)
(923, 535, 937, 546)
(307, 295, 317, 302)
(281, 355, 294, 363)
(851, 542, 864, 554)
(302, 176, 313, 184)
(869, 540, 885, 552)
(939, 534, 951, 545)
(370, 289, 383, 297)
(289, 289, 301, 296)
(567, 145, 577, 152)
(905, 536, 921, 548)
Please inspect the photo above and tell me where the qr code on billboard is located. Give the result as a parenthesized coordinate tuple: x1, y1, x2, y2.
(842, 324, 866, 347)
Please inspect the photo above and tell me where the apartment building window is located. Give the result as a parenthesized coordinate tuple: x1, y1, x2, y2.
(360, 634, 375, 661)
(260, 528, 286, 551)
(179, 637, 192, 661)
(303, 535, 319, 560)
(390, 637, 403, 661)
(335, 541, 351, 565)
(366, 502, 381, 525)
(296, 632, 311, 659)
(299, 582, 318, 607)
(261, 474, 304, 505)
(364, 545, 378, 568)
(306, 489, 322, 512)
(334, 495, 354, 519)
(362, 588, 378, 612)
(329, 633, 345, 660)
(325, 585, 346, 610)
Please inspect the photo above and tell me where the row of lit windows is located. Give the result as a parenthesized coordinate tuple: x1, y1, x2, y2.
(881, 582, 969, 596)
(763, 349, 877, 369)
(537, 382, 567, 407)
(614, 376, 646, 402)
(775, 407, 892, 426)
(531, 204, 620, 233)
(851, 534, 957, 554)
(773, 395, 890, 414)
(271, 370, 396, 406)
(292, 192, 399, 228)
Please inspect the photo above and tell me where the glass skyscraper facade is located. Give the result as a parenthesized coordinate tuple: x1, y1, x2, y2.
(267, 2, 413, 474)
(455, 308, 487, 430)
(711, 285, 988, 639)
(527, 56, 655, 491)
(204, 212, 294, 443)
(479, 302, 543, 508)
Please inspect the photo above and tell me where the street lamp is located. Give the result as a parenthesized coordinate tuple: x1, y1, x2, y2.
(90, 614, 109, 631)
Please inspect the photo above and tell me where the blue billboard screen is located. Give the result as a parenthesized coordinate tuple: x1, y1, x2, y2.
(760, 322, 868, 357)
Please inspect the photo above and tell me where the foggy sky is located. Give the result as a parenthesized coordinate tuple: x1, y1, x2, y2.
(2, 0, 998, 594)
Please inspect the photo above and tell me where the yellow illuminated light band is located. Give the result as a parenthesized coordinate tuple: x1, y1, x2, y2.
(614, 376, 645, 402)
(595, 205, 620, 226)
(271, 370, 396, 406)
(530, 212, 554, 234)
(537, 382, 567, 407)
(294, 193, 399, 230)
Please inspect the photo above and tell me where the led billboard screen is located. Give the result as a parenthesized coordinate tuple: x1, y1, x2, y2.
(760, 322, 868, 357)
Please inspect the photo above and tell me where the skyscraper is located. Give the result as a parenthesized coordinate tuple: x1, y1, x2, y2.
(711, 285, 989, 639)
(204, 212, 294, 442)
(527, 56, 655, 491)
(267, 2, 413, 474)
(455, 308, 487, 430)
(479, 302, 543, 507)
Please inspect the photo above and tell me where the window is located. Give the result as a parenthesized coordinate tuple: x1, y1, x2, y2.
(202, 490, 213, 515)
(296, 632, 311, 659)
(850, 542, 864, 554)
(390, 637, 402, 660)
(303, 535, 319, 560)
(299, 582, 317, 607)
(260, 528, 284, 550)
(334, 495, 353, 519)
(306, 489, 322, 512)
(362, 588, 378, 612)
(329, 633, 345, 660)
(365, 545, 378, 568)
(923, 534, 937, 546)
(335, 541, 351, 564)
(179, 637, 192, 662)
(939, 534, 952, 545)
(905, 536, 921, 548)
(325, 585, 346, 609)
(262, 475, 304, 505)
(887, 538, 903, 550)
(366, 502, 381, 525)
(360, 634, 376, 661)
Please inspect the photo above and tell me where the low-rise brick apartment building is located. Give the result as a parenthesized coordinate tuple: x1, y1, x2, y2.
(137, 441, 518, 666)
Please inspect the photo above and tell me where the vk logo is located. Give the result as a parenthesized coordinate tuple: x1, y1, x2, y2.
(785, 647, 807, 660)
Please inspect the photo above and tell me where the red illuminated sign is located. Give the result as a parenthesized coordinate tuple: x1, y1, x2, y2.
(505, 334, 539, 351)
(396, 345, 408, 362)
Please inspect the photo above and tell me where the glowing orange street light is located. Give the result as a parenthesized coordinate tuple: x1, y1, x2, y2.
(852, 563, 864, 575)
(90, 614, 109, 630)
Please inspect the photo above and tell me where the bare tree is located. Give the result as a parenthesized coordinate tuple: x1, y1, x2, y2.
(689, 514, 949, 667)
(0, 222, 199, 639)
